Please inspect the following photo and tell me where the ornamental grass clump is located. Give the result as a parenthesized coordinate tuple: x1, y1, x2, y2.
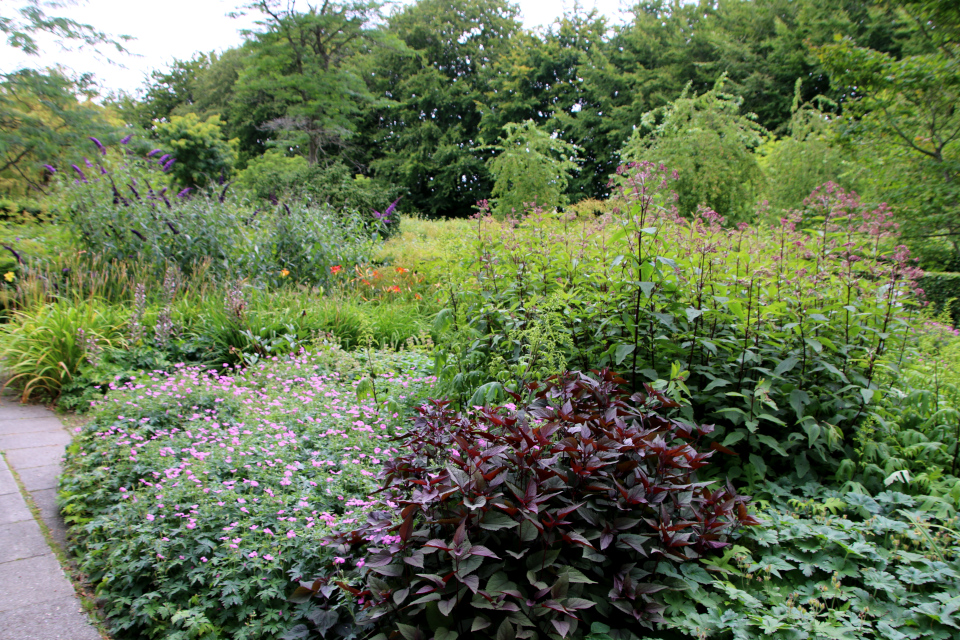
(290, 369, 756, 640)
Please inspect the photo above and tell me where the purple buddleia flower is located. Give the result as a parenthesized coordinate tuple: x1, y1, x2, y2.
(165, 220, 179, 234)
(372, 197, 402, 224)
(71, 164, 86, 181)
(120, 134, 132, 144)
(158, 154, 171, 163)
(218, 182, 230, 203)
(384, 196, 402, 217)
(162, 158, 176, 172)
(128, 184, 140, 200)
(147, 149, 162, 157)
(177, 187, 192, 199)
(89, 137, 106, 155)
(83, 157, 93, 168)
(100, 166, 107, 175)
(42, 164, 56, 174)
(131, 229, 145, 241)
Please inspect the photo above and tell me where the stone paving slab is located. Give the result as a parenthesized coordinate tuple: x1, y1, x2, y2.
(30, 488, 68, 549)
(0, 554, 77, 613)
(0, 430, 72, 451)
(0, 520, 50, 564)
(0, 417, 66, 435)
(0, 597, 102, 640)
(0, 397, 103, 639)
(0, 460, 17, 496)
(0, 492, 32, 525)
(0, 401, 56, 420)
(4, 444, 65, 469)
(17, 464, 61, 492)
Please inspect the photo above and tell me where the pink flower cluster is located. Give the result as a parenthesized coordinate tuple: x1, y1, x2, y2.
(77, 350, 436, 568)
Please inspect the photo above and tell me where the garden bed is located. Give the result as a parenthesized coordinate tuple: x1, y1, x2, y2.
(58, 347, 435, 640)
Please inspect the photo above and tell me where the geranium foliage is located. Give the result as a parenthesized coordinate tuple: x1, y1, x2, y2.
(289, 369, 756, 640)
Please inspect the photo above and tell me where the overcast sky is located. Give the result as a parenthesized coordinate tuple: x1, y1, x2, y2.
(1, 0, 632, 97)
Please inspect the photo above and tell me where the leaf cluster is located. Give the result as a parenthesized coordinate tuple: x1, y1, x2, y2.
(291, 369, 755, 640)
(663, 483, 960, 640)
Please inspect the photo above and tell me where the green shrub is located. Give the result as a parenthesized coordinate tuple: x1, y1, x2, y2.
(618, 76, 765, 221)
(154, 113, 236, 189)
(485, 119, 579, 218)
(918, 272, 960, 326)
(236, 152, 402, 236)
(432, 165, 922, 483)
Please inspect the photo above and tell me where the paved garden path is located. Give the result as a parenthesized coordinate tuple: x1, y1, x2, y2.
(0, 393, 102, 640)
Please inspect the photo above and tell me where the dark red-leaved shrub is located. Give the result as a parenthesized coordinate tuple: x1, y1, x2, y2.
(287, 370, 757, 640)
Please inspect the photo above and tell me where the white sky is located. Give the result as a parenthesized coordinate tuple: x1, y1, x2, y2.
(1, 0, 633, 97)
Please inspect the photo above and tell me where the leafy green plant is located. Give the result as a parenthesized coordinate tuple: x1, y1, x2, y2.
(663, 483, 960, 640)
(154, 113, 236, 189)
(485, 119, 579, 218)
(618, 75, 765, 221)
(431, 163, 922, 482)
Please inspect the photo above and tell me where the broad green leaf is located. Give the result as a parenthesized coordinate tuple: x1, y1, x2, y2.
(755, 434, 788, 456)
(773, 356, 799, 376)
(614, 343, 635, 365)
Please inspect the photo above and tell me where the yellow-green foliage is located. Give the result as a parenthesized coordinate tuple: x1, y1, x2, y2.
(155, 113, 237, 188)
(375, 215, 476, 284)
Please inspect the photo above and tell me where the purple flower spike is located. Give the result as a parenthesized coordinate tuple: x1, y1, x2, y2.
(384, 196, 402, 217)
(89, 137, 106, 155)
(120, 134, 132, 144)
(42, 164, 56, 174)
(147, 149, 162, 157)
(177, 187, 192, 198)
(71, 164, 86, 181)
(83, 157, 93, 168)
(100, 166, 107, 175)
(162, 158, 176, 172)
(158, 154, 171, 163)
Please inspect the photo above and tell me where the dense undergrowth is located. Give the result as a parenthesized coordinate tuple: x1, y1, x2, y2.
(430, 169, 925, 486)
